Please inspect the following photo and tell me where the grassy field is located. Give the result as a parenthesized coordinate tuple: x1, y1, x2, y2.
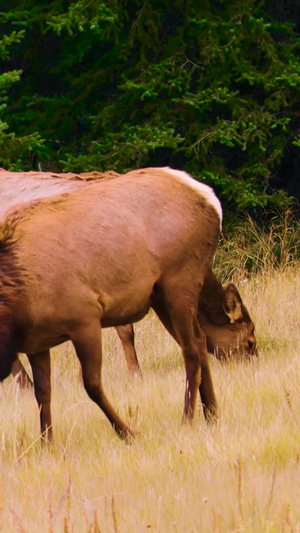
(0, 265, 299, 532)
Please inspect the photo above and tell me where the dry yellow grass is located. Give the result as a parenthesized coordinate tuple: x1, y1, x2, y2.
(0, 266, 299, 532)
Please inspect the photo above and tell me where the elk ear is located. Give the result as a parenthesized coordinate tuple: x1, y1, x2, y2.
(223, 283, 243, 323)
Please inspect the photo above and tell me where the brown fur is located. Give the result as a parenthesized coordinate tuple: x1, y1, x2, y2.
(0, 168, 119, 181)
(198, 270, 256, 359)
(0, 169, 141, 385)
(0, 167, 221, 441)
(0, 170, 256, 387)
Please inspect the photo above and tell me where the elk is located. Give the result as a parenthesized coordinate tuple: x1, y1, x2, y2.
(0, 169, 257, 391)
(0, 169, 141, 384)
(198, 270, 256, 360)
(0, 167, 222, 441)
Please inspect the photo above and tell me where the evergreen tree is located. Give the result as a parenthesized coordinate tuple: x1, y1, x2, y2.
(1, 1, 299, 211)
(0, 25, 44, 169)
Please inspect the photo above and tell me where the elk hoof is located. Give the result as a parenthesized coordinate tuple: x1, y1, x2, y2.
(116, 425, 136, 443)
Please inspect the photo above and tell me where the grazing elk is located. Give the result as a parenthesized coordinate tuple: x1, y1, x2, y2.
(198, 269, 257, 360)
(0, 170, 257, 388)
(0, 169, 141, 385)
(0, 167, 222, 441)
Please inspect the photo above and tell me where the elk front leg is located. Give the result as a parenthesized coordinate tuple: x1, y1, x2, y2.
(11, 357, 33, 389)
(198, 329, 218, 422)
(115, 324, 142, 377)
(153, 292, 218, 424)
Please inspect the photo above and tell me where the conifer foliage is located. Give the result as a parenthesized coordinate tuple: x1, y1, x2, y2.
(0, 1, 299, 211)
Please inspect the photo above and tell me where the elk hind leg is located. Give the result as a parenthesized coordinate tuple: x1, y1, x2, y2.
(72, 322, 135, 441)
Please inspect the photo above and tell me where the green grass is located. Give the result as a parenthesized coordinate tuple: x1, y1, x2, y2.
(1, 229, 300, 531)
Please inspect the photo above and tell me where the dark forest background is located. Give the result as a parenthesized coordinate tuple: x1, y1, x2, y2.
(1, 0, 300, 219)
